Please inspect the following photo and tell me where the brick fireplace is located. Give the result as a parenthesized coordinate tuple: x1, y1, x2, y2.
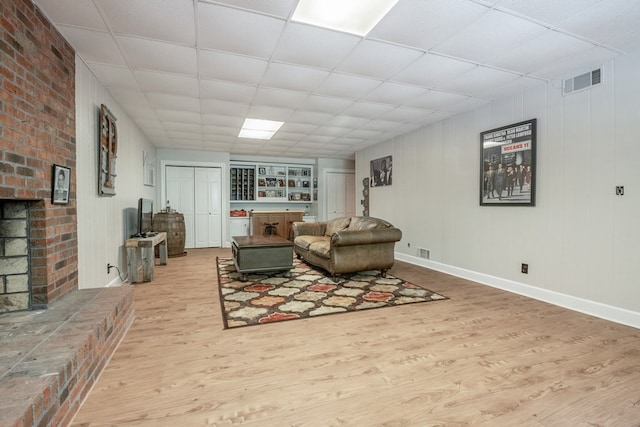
(1, 0, 78, 310)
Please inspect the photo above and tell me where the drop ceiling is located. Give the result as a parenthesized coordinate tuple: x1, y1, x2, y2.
(33, 0, 640, 160)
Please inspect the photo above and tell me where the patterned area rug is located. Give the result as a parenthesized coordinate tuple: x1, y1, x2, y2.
(216, 257, 447, 329)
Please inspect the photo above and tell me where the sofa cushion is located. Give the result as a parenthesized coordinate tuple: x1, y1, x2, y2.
(325, 217, 351, 236)
(348, 217, 391, 231)
(294, 235, 328, 251)
(308, 241, 331, 259)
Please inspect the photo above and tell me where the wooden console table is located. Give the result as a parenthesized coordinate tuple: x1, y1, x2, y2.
(126, 232, 168, 283)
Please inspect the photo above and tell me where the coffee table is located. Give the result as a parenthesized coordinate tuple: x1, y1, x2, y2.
(231, 235, 293, 280)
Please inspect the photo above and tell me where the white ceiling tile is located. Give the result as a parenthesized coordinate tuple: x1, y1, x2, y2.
(403, 90, 469, 110)
(433, 10, 546, 63)
(201, 114, 245, 128)
(391, 53, 477, 87)
(490, 30, 598, 75)
(606, 29, 640, 52)
(245, 105, 294, 122)
(199, 51, 269, 85)
(297, 95, 354, 114)
(559, 0, 640, 46)
(341, 101, 396, 119)
(327, 115, 370, 129)
(200, 99, 250, 117)
(381, 106, 433, 123)
(126, 107, 159, 121)
(135, 71, 199, 97)
(97, 0, 195, 45)
(117, 36, 197, 75)
(336, 40, 423, 80)
(314, 73, 382, 99)
(272, 23, 361, 70)
(59, 27, 126, 66)
(163, 122, 203, 133)
(200, 125, 238, 137)
(363, 81, 429, 105)
(312, 126, 353, 137)
(147, 93, 200, 112)
(440, 66, 521, 97)
(200, 80, 256, 103)
(261, 63, 330, 92)
(495, 0, 609, 26)
(155, 110, 201, 124)
(253, 88, 308, 109)
(198, 3, 285, 57)
(88, 64, 138, 89)
(472, 76, 546, 99)
(370, 0, 488, 50)
(107, 88, 152, 108)
(287, 110, 335, 126)
(204, 0, 297, 19)
(34, 0, 107, 29)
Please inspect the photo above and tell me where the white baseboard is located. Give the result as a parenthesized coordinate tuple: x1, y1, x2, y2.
(395, 253, 640, 330)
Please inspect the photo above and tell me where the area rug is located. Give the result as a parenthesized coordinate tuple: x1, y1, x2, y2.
(216, 257, 447, 329)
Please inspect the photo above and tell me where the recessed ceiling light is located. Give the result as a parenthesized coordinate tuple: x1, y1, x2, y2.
(238, 118, 284, 140)
(292, 0, 398, 36)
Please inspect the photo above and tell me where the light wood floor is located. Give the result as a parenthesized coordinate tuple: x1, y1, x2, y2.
(71, 248, 640, 427)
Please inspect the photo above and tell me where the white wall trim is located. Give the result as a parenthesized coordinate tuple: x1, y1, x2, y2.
(395, 253, 640, 330)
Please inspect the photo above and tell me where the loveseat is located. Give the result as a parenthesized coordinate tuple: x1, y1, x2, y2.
(291, 216, 402, 279)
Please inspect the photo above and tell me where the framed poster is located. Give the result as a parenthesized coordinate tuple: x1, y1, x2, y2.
(480, 119, 536, 206)
(370, 155, 392, 187)
(52, 164, 71, 204)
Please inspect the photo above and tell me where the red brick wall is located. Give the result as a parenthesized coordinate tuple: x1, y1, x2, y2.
(0, 0, 77, 306)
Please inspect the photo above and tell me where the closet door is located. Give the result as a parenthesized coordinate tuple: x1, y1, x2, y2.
(194, 167, 222, 248)
(166, 166, 195, 248)
(166, 165, 222, 249)
(325, 171, 356, 219)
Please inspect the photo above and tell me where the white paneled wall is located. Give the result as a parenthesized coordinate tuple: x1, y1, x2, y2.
(75, 57, 156, 288)
(357, 49, 640, 327)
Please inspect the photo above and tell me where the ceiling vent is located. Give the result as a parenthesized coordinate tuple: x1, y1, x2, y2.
(563, 68, 601, 95)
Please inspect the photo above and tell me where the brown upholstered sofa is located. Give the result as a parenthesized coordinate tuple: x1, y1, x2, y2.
(291, 216, 402, 279)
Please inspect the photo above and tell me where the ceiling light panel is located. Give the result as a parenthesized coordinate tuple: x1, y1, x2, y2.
(239, 118, 284, 140)
(292, 0, 399, 36)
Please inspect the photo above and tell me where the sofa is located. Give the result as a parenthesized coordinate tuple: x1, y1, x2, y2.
(291, 216, 402, 279)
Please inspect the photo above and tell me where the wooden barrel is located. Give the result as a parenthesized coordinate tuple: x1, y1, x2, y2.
(153, 212, 186, 257)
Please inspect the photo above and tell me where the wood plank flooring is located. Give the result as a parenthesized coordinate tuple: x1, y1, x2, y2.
(70, 248, 640, 426)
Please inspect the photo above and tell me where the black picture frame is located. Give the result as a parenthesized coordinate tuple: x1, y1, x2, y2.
(52, 164, 71, 204)
(480, 119, 536, 206)
(370, 155, 392, 187)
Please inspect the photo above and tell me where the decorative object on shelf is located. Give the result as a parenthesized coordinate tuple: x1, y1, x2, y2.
(480, 119, 536, 207)
(98, 104, 117, 196)
(370, 155, 392, 187)
(51, 164, 71, 205)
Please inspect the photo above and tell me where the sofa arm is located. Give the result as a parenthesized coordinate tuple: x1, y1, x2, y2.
(330, 228, 402, 247)
(292, 221, 327, 237)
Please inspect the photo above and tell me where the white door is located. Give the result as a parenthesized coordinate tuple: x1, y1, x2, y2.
(166, 166, 222, 249)
(194, 167, 222, 247)
(325, 171, 356, 219)
(166, 166, 195, 248)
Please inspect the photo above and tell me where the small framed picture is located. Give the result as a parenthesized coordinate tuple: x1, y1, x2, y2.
(52, 164, 71, 204)
(258, 167, 266, 175)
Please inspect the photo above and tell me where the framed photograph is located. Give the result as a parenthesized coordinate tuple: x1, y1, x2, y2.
(370, 155, 392, 187)
(52, 164, 71, 204)
(480, 119, 536, 206)
(258, 167, 266, 175)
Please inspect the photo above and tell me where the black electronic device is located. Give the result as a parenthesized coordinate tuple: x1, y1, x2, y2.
(137, 198, 153, 237)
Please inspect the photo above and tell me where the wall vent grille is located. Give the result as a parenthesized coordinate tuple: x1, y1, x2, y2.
(563, 68, 602, 95)
(418, 248, 430, 259)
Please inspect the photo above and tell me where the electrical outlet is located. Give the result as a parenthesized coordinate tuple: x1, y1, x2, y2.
(521, 263, 528, 274)
(107, 263, 112, 274)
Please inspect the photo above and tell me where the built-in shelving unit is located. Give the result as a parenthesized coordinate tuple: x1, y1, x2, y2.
(230, 162, 314, 204)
